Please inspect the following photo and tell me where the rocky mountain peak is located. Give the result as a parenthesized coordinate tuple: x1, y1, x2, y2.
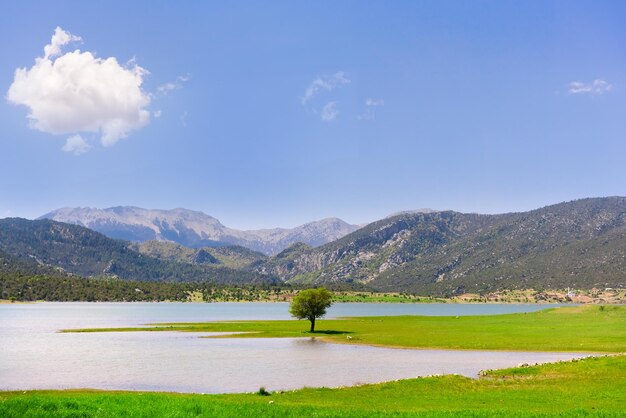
(39, 206, 360, 255)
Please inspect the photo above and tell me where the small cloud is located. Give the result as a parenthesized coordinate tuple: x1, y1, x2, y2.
(7, 27, 150, 149)
(321, 101, 338, 121)
(568, 79, 612, 95)
(62, 134, 90, 155)
(301, 72, 350, 104)
(365, 98, 384, 106)
(180, 111, 188, 127)
(43, 26, 82, 60)
(358, 98, 384, 121)
(157, 74, 190, 94)
(153, 110, 162, 118)
(157, 82, 179, 94)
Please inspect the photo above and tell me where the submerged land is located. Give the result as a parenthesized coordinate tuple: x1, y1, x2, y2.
(0, 305, 618, 416)
(1, 305, 625, 416)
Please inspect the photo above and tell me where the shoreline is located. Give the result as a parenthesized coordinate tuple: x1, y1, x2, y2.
(1, 355, 624, 416)
(0, 353, 611, 395)
(2, 306, 624, 415)
(0, 299, 588, 305)
(2, 287, 624, 305)
(0, 299, 35, 304)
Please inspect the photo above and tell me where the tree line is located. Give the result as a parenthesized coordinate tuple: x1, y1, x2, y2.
(0, 272, 297, 302)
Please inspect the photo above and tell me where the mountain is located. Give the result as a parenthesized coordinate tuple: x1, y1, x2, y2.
(0, 247, 69, 278)
(257, 197, 626, 295)
(0, 218, 273, 284)
(386, 208, 441, 218)
(130, 241, 267, 270)
(7, 198, 626, 295)
(40, 207, 359, 255)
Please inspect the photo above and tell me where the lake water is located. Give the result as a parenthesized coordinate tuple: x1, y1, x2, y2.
(0, 302, 589, 393)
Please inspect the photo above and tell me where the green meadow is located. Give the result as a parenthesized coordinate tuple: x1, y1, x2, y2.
(68, 305, 626, 353)
(2, 305, 625, 417)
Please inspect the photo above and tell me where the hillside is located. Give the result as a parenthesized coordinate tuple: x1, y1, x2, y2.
(3, 198, 625, 295)
(0, 248, 68, 278)
(0, 218, 273, 284)
(257, 197, 626, 295)
(130, 241, 267, 270)
(40, 207, 359, 255)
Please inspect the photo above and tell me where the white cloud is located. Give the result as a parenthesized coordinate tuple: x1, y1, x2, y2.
(157, 82, 179, 93)
(62, 134, 90, 155)
(180, 111, 188, 127)
(365, 98, 384, 106)
(153, 110, 162, 118)
(568, 79, 612, 95)
(44, 26, 82, 60)
(321, 101, 338, 121)
(7, 27, 151, 151)
(358, 98, 384, 121)
(157, 74, 190, 94)
(301, 72, 350, 104)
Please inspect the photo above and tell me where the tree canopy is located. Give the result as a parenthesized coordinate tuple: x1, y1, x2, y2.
(289, 287, 333, 332)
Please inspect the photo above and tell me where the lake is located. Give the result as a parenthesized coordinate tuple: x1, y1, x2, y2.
(0, 302, 588, 393)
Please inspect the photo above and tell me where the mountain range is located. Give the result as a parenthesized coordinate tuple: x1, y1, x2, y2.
(259, 197, 626, 294)
(40, 207, 359, 255)
(0, 218, 272, 284)
(1, 197, 624, 296)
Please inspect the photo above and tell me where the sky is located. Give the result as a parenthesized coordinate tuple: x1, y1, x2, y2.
(1, 1, 625, 229)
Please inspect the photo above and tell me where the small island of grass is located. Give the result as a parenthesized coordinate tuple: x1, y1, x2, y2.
(66, 305, 626, 353)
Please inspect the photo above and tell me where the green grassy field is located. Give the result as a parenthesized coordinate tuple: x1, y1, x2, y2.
(330, 291, 446, 303)
(3, 305, 625, 416)
(1, 355, 625, 417)
(68, 305, 626, 353)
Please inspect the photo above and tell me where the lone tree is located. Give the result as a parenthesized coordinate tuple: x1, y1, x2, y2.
(289, 287, 333, 332)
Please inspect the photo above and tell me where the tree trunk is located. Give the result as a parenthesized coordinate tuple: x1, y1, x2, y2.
(310, 317, 315, 333)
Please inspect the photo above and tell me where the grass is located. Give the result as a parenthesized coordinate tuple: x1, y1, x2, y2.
(1, 355, 625, 417)
(0, 299, 35, 304)
(330, 291, 447, 303)
(66, 305, 626, 353)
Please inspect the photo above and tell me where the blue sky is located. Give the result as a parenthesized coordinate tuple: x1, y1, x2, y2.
(1, 1, 625, 229)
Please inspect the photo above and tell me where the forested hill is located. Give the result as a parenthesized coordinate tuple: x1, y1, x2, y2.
(129, 240, 268, 270)
(0, 218, 273, 284)
(257, 197, 626, 295)
(1, 197, 625, 296)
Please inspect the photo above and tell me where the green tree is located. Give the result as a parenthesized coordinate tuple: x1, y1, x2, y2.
(289, 288, 333, 332)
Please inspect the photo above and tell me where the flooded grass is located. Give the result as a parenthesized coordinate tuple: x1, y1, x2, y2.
(1, 355, 624, 416)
